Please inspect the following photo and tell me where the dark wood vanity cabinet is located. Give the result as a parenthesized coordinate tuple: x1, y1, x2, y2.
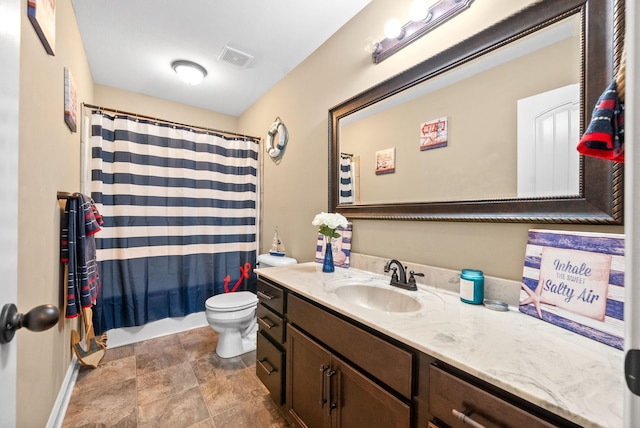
(255, 277, 581, 428)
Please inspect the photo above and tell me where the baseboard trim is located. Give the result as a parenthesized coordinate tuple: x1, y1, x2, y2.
(46, 355, 80, 428)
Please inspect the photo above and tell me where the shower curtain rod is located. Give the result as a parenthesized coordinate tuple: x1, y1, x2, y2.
(82, 103, 261, 143)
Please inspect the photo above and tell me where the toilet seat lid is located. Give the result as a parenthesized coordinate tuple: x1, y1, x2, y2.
(205, 291, 258, 311)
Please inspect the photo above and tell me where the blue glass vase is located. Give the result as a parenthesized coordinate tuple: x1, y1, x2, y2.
(322, 239, 335, 273)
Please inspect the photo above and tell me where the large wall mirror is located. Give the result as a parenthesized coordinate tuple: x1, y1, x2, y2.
(329, 0, 623, 224)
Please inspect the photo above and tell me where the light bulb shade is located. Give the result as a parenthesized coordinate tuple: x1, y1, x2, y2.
(364, 37, 380, 54)
(172, 60, 207, 85)
(384, 19, 403, 39)
(409, 0, 430, 22)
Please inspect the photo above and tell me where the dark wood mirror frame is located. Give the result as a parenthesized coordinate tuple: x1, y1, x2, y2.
(329, 0, 623, 224)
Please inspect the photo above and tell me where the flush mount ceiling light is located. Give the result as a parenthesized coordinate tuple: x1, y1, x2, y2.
(367, 0, 475, 63)
(171, 60, 207, 85)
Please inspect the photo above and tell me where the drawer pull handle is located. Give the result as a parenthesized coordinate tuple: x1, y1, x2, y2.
(257, 290, 275, 301)
(326, 369, 337, 415)
(319, 364, 328, 407)
(258, 358, 276, 375)
(452, 409, 485, 428)
(257, 316, 274, 329)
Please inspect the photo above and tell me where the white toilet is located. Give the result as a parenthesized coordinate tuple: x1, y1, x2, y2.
(205, 254, 298, 359)
(205, 291, 259, 358)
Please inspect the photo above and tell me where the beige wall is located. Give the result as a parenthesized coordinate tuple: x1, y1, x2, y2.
(239, 0, 624, 279)
(12, 0, 625, 425)
(17, 0, 93, 426)
(93, 85, 239, 133)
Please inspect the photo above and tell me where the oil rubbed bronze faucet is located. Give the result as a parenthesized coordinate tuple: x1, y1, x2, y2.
(384, 259, 406, 284)
(384, 259, 423, 291)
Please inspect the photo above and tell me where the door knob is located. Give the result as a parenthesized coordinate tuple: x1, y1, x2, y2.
(0, 303, 60, 344)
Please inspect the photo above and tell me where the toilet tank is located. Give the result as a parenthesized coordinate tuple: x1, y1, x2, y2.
(257, 253, 297, 268)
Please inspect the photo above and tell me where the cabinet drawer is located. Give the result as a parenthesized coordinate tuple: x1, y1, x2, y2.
(429, 365, 555, 428)
(257, 331, 285, 405)
(257, 279, 285, 315)
(257, 302, 285, 345)
(288, 293, 413, 399)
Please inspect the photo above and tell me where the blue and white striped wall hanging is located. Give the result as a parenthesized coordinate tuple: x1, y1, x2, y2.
(315, 223, 352, 269)
(519, 229, 624, 350)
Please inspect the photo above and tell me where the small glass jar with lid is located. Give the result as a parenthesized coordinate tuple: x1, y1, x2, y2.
(460, 269, 484, 305)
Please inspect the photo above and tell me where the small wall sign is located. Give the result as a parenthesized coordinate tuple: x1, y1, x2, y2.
(64, 67, 77, 132)
(420, 116, 448, 151)
(375, 148, 395, 175)
(519, 229, 624, 350)
(28, 0, 56, 55)
(315, 223, 352, 268)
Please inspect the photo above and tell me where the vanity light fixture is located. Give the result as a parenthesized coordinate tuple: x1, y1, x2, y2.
(171, 60, 207, 85)
(367, 0, 475, 63)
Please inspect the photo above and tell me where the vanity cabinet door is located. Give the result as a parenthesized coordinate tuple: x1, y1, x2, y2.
(287, 325, 410, 428)
(288, 325, 331, 428)
(330, 354, 410, 428)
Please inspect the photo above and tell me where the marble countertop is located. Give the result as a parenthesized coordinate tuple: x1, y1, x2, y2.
(256, 262, 624, 428)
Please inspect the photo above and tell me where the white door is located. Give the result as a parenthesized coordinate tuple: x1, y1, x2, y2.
(517, 84, 580, 198)
(0, 1, 21, 426)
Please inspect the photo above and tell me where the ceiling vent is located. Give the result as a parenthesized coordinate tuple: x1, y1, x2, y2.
(217, 46, 254, 68)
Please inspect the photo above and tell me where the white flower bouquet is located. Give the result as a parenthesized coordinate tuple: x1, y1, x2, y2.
(312, 212, 348, 239)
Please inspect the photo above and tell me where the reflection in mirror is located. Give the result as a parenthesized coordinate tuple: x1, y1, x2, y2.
(329, 0, 623, 224)
(340, 15, 581, 205)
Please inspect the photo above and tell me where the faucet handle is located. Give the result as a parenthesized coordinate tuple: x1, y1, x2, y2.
(389, 267, 399, 283)
(408, 271, 425, 286)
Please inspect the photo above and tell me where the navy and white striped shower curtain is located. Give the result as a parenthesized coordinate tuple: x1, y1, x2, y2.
(89, 111, 258, 334)
(339, 154, 354, 204)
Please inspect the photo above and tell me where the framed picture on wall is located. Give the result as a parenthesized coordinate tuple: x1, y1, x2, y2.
(28, 0, 56, 55)
(375, 148, 395, 175)
(420, 116, 448, 151)
(64, 68, 77, 132)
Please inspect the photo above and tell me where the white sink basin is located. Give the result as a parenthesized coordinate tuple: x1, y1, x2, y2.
(334, 284, 422, 313)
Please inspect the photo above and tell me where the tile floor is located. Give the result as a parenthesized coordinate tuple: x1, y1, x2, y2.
(62, 326, 291, 427)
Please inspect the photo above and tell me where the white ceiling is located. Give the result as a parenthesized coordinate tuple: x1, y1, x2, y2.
(71, 0, 371, 117)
